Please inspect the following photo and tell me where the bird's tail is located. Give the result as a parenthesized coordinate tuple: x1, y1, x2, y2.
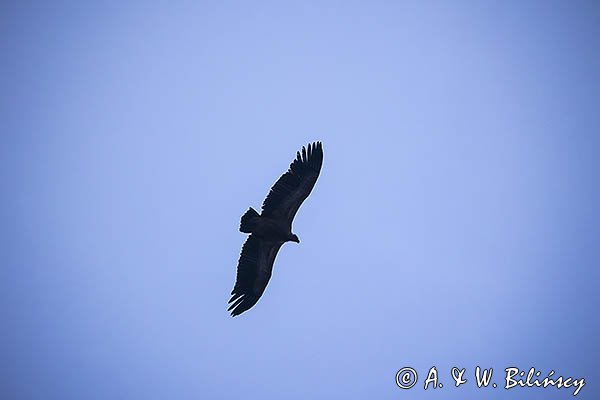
(240, 207, 260, 233)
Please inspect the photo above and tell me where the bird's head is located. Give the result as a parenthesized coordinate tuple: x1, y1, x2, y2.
(289, 234, 300, 243)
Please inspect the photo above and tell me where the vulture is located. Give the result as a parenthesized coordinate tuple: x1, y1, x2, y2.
(228, 141, 324, 316)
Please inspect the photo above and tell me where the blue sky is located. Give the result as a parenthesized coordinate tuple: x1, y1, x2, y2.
(2, 1, 599, 399)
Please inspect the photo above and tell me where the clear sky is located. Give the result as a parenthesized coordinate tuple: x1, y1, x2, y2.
(2, 1, 599, 399)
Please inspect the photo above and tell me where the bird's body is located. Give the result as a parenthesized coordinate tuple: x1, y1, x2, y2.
(228, 141, 323, 316)
(243, 213, 294, 242)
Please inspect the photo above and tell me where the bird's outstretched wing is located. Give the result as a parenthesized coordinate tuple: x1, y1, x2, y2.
(228, 235, 283, 316)
(261, 141, 323, 227)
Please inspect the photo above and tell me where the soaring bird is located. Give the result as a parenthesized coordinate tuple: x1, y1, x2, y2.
(228, 141, 324, 316)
